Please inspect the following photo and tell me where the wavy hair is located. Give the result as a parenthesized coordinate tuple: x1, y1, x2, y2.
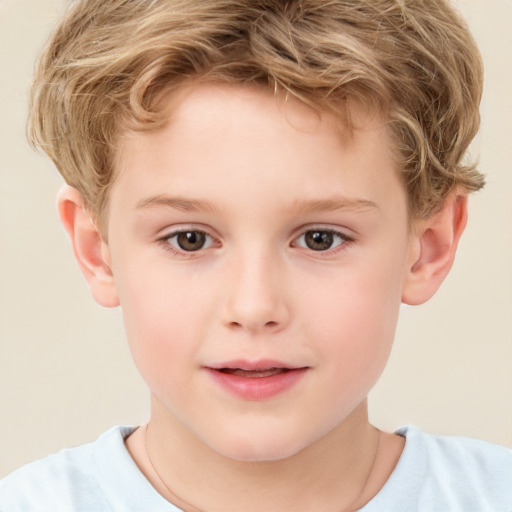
(28, 0, 484, 227)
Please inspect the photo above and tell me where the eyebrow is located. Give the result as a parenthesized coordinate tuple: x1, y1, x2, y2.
(136, 194, 378, 215)
(292, 197, 379, 214)
(136, 195, 220, 213)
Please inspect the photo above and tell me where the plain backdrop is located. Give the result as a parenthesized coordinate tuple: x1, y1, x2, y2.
(1, 0, 511, 478)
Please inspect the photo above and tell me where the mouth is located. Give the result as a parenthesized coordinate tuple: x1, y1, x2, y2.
(217, 367, 292, 378)
(208, 359, 306, 376)
(205, 361, 309, 400)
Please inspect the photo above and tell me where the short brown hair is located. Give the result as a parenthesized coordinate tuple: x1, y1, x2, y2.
(28, 0, 484, 227)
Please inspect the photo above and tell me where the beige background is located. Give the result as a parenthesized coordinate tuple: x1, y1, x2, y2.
(1, 0, 511, 478)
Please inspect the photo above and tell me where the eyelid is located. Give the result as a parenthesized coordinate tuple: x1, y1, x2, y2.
(291, 225, 354, 254)
(155, 224, 354, 257)
(293, 224, 354, 240)
(157, 225, 220, 256)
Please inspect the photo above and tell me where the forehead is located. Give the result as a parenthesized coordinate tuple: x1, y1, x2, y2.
(118, 82, 396, 168)
(122, 83, 348, 157)
(110, 82, 403, 222)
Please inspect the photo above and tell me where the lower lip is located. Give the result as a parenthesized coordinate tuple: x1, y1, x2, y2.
(205, 368, 309, 401)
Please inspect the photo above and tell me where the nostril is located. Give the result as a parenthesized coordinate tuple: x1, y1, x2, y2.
(226, 320, 280, 331)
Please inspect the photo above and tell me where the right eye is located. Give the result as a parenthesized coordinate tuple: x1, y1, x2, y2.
(293, 228, 351, 252)
(163, 230, 215, 252)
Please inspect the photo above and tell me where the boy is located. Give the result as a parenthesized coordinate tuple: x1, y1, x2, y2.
(1, 0, 511, 511)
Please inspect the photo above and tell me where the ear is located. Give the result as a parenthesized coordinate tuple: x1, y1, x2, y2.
(57, 185, 119, 308)
(402, 192, 468, 305)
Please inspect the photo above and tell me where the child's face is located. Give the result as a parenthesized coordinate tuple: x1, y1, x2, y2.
(105, 83, 414, 461)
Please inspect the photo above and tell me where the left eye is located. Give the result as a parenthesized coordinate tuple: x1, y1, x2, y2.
(295, 229, 348, 251)
(165, 230, 215, 252)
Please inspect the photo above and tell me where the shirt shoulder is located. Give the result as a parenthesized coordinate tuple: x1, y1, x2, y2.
(412, 427, 512, 478)
(0, 427, 133, 512)
(362, 426, 512, 512)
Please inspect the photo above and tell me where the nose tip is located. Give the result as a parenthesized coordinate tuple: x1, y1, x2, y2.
(223, 297, 289, 333)
(221, 257, 290, 334)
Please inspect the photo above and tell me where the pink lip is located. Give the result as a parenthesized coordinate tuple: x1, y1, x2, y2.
(205, 360, 309, 401)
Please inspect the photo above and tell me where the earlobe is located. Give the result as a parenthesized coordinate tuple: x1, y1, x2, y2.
(57, 185, 120, 308)
(402, 193, 468, 306)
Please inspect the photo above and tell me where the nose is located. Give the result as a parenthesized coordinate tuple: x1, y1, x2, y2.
(221, 250, 290, 334)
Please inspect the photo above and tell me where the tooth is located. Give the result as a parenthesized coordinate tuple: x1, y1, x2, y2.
(225, 368, 287, 378)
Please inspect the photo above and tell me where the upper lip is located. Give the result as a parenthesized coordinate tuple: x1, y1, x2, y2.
(206, 359, 306, 371)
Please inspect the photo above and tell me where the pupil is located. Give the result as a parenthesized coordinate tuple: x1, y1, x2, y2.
(177, 231, 206, 251)
(305, 230, 333, 251)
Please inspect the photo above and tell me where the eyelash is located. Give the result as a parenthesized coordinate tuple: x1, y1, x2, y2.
(157, 229, 214, 257)
(157, 227, 354, 258)
(293, 228, 353, 255)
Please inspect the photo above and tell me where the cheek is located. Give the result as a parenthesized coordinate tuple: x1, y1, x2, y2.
(300, 256, 405, 375)
(303, 281, 400, 425)
(115, 267, 215, 390)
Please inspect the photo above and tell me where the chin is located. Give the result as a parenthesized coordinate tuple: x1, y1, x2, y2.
(203, 426, 317, 463)
(218, 441, 302, 463)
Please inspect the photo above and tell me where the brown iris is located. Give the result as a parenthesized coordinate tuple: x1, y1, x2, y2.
(304, 230, 335, 251)
(176, 231, 207, 251)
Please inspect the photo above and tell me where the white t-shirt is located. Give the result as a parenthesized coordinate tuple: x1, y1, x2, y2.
(1, 425, 511, 511)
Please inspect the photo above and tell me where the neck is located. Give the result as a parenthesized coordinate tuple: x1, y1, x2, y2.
(126, 399, 396, 512)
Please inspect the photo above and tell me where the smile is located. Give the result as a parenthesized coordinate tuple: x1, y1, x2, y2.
(205, 361, 309, 401)
(218, 367, 291, 378)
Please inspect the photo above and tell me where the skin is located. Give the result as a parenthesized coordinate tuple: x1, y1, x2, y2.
(59, 82, 467, 511)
